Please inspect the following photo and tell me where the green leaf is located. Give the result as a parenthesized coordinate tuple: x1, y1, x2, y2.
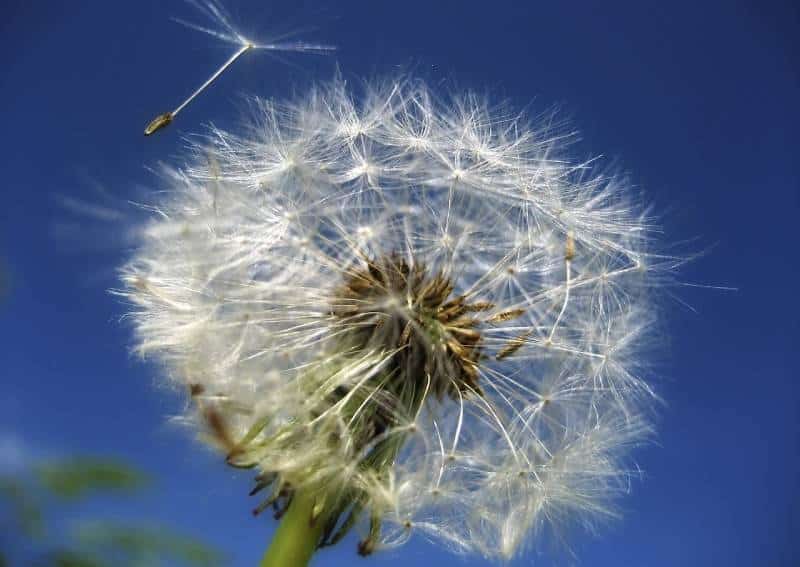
(35, 458, 148, 500)
(72, 522, 223, 567)
(40, 550, 107, 567)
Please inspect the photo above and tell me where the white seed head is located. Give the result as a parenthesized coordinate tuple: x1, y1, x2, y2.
(121, 76, 665, 559)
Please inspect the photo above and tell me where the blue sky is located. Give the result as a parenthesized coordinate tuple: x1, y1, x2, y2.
(1, 0, 798, 565)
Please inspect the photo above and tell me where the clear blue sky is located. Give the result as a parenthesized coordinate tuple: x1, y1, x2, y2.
(1, 1, 797, 565)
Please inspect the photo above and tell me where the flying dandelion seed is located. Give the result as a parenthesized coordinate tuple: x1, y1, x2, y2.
(121, 75, 672, 563)
(144, 1, 335, 135)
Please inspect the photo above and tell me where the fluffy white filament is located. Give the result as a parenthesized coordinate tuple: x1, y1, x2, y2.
(121, 76, 664, 560)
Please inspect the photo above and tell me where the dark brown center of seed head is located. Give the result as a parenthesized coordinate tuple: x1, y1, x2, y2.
(331, 254, 487, 400)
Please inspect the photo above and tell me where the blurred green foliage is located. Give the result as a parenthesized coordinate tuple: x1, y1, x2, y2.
(0, 477, 43, 537)
(35, 459, 147, 501)
(0, 457, 223, 567)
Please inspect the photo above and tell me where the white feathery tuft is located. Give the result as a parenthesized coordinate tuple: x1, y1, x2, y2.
(120, 76, 667, 560)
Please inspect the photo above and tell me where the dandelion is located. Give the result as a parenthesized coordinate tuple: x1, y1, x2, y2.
(120, 77, 667, 564)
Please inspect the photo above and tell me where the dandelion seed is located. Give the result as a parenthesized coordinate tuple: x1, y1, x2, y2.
(145, 1, 334, 136)
(565, 231, 576, 262)
(486, 308, 526, 324)
(122, 77, 669, 562)
(145, 43, 253, 136)
(548, 232, 575, 343)
(496, 330, 533, 361)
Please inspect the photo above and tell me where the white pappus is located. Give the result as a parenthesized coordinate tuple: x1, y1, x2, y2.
(120, 76, 668, 561)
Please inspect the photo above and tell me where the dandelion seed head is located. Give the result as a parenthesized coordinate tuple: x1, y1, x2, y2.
(122, 76, 667, 559)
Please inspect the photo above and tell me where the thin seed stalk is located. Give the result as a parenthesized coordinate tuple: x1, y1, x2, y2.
(259, 489, 326, 567)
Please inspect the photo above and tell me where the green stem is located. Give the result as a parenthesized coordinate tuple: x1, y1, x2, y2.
(259, 490, 325, 567)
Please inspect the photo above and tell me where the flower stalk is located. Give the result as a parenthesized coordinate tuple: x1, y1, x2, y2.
(259, 489, 326, 567)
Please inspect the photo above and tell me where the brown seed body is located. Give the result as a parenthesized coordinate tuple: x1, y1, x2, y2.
(144, 112, 173, 136)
